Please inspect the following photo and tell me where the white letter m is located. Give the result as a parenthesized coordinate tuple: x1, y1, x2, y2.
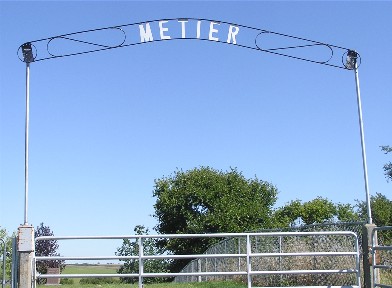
(139, 23, 154, 42)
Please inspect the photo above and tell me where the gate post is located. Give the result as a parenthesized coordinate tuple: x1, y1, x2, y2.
(17, 226, 34, 288)
(362, 223, 376, 288)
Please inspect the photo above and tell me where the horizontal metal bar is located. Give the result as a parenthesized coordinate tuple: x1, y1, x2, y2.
(35, 250, 357, 262)
(38, 268, 359, 279)
(38, 273, 137, 279)
(374, 284, 392, 288)
(250, 269, 358, 275)
(142, 271, 248, 277)
(251, 251, 357, 257)
(39, 271, 249, 279)
(142, 253, 246, 259)
(34, 254, 246, 261)
(373, 265, 392, 269)
(35, 231, 358, 242)
(35, 256, 138, 261)
(372, 246, 392, 251)
(373, 226, 392, 232)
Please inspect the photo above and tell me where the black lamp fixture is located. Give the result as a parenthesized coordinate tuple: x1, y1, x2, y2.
(21, 42, 34, 63)
(346, 50, 358, 70)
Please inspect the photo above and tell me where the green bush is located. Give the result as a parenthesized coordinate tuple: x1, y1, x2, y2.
(59, 278, 74, 285)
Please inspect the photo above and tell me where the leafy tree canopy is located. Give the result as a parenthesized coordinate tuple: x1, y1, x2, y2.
(152, 166, 278, 271)
(356, 193, 392, 227)
(381, 145, 392, 182)
(272, 197, 359, 227)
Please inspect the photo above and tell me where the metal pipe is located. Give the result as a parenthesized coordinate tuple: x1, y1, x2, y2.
(138, 237, 143, 288)
(353, 62, 372, 224)
(24, 62, 30, 225)
(1, 238, 6, 288)
(246, 235, 251, 288)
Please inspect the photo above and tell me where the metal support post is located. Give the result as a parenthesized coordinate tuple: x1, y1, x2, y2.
(351, 51, 372, 225)
(19, 43, 35, 288)
(24, 61, 30, 226)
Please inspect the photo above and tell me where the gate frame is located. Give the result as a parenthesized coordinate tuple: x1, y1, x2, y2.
(34, 231, 361, 288)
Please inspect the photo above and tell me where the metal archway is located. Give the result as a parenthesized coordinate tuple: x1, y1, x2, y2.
(17, 17, 370, 225)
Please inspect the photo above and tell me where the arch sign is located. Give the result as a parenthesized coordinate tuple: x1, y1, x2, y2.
(18, 18, 359, 70)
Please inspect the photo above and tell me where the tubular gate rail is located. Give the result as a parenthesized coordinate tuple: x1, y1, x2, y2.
(372, 226, 392, 288)
(0, 238, 6, 288)
(34, 231, 360, 288)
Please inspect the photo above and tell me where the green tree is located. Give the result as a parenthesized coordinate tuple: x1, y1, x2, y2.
(381, 145, 392, 182)
(336, 203, 360, 222)
(35, 223, 65, 284)
(272, 197, 359, 227)
(116, 225, 169, 284)
(272, 199, 303, 228)
(357, 193, 392, 245)
(357, 193, 392, 227)
(301, 197, 337, 225)
(152, 166, 278, 272)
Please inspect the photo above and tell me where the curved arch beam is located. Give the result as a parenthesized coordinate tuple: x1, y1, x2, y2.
(17, 18, 359, 69)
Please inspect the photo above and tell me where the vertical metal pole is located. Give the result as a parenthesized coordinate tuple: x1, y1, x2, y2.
(238, 237, 241, 272)
(354, 234, 361, 288)
(138, 237, 143, 288)
(198, 259, 201, 282)
(11, 237, 18, 288)
(353, 62, 372, 224)
(1, 239, 6, 288)
(279, 236, 282, 282)
(24, 62, 30, 225)
(246, 235, 251, 288)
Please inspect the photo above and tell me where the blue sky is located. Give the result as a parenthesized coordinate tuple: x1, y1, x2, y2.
(1, 1, 391, 259)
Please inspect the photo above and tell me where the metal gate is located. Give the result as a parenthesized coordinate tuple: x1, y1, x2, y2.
(372, 226, 392, 288)
(34, 231, 360, 288)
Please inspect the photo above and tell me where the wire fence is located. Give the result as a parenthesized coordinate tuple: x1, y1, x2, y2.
(175, 222, 365, 287)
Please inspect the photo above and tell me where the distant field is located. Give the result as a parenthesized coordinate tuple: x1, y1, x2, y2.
(64, 264, 120, 274)
(62, 264, 120, 283)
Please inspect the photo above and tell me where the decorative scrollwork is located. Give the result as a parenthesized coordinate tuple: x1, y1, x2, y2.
(17, 18, 360, 70)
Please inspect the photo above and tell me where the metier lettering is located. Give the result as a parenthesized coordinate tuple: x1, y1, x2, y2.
(139, 20, 239, 44)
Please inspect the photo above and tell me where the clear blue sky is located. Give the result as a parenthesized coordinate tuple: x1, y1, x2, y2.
(1, 1, 391, 260)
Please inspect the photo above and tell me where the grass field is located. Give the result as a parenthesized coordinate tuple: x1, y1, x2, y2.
(54, 264, 246, 288)
(62, 264, 120, 284)
(63, 264, 120, 275)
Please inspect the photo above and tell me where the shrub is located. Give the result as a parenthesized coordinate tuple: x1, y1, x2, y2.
(59, 278, 74, 285)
